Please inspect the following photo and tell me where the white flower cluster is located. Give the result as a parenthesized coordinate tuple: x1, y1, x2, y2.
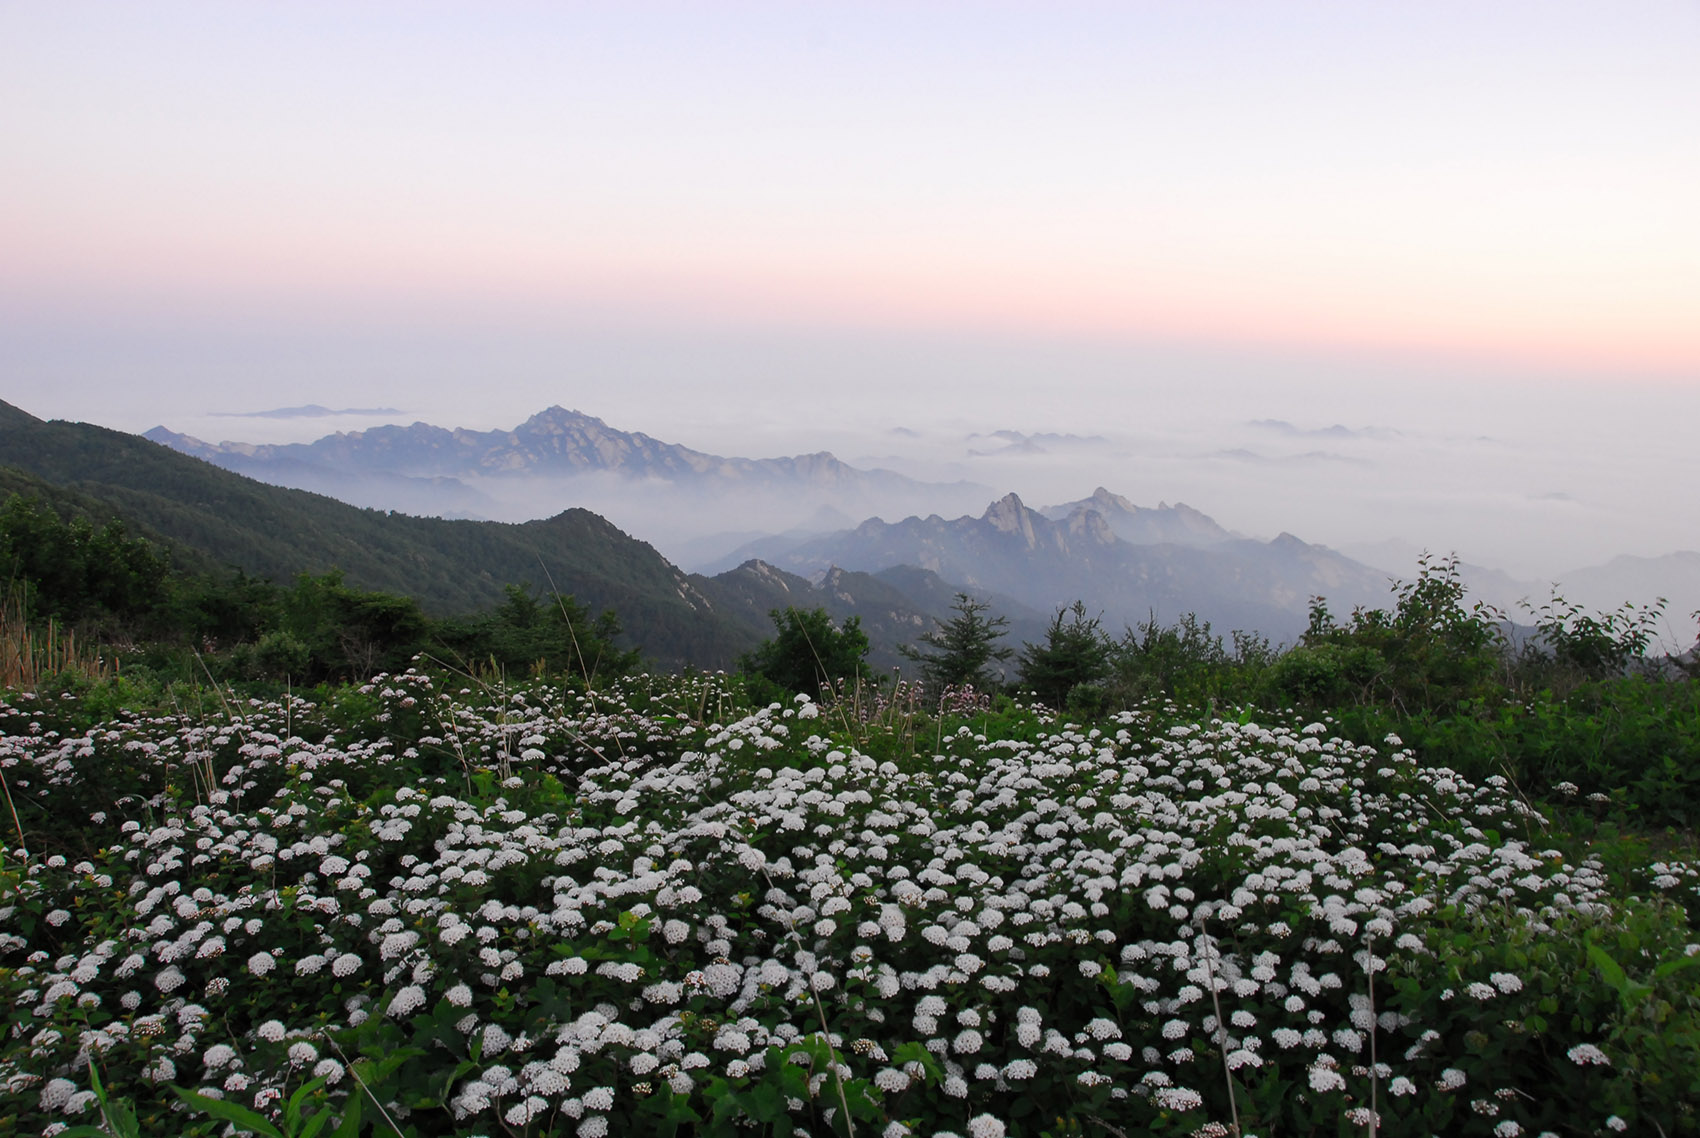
(0, 671, 1679, 1137)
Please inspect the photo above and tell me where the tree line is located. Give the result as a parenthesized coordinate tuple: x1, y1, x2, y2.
(736, 560, 1700, 827)
(9, 486, 1699, 827)
(0, 493, 635, 687)
(743, 556, 1693, 709)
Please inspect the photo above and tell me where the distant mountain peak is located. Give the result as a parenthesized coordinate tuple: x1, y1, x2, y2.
(741, 487, 1393, 641)
(982, 493, 1039, 546)
(1040, 489, 1232, 547)
(143, 406, 977, 503)
(1084, 487, 1139, 514)
(517, 406, 612, 432)
(1065, 508, 1117, 546)
(143, 426, 220, 458)
(730, 559, 799, 593)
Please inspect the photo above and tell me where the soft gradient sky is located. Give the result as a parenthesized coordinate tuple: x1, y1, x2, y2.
(3, 1, 1697, 578)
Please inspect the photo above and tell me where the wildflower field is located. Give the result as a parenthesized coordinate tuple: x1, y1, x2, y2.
(3, 670, 1698, 1138)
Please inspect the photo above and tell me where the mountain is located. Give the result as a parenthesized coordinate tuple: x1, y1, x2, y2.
(144, 407, 994, 553)
(1038, 487, 1235, 546)
(673, 504, 862, 575)
(1, 400, 757, 669)
(748, 491, 1395, 642)
(1339, 540, 1699, 640)
(32, 397, 1675, 669)
(699, 490, 1240, 577)
(1550, 553, 1700, 638)
(695, 560, 1048, 678)
(142, 426, 498, 518)
(1, 400, 1045, 672)
(0, 464, 224, 577)
(152, 406, 884, 482)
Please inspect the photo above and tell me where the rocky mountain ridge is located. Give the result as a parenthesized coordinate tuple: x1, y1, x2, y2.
(144, 406, 995, 552)
(741, 491, 1395, 643)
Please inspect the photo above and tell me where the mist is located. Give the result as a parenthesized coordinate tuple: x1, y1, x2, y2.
(14, 314, 1694, 590)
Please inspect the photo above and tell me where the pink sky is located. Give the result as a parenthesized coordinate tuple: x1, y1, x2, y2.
(4, 1, 1697, 378)
(2, 2, 1697, 578)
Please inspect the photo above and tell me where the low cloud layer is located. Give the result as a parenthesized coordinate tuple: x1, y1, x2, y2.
(214, 405, 403, 420)
(13, 317, 1696, 594)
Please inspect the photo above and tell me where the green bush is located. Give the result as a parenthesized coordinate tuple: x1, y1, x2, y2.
(899, 593, 1013, 693)
(1108, 613, 1273, 709)
(1017, 601, 1113, 709)
(737, 606, 872, 699)
(4, 674, 1699, 1136)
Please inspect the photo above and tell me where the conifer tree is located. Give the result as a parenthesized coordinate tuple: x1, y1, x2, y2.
(901, 593, 1012, 692)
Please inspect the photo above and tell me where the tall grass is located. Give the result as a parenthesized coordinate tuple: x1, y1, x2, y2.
(0, 584, 114, 690)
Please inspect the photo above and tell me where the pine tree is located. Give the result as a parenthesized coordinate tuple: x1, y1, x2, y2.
(1018, 601, 1112, 708)
(901, 593, 1012, 692)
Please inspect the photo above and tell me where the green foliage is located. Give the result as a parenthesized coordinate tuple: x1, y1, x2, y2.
(737, 606, 872, 698)
(0, 486, 649, 688)
(434, 583, 639, 684)
(1380, 677, 1700, 829)
(1108, 612, 1273, 709)
(0, 494, 173, 629)
(1017, 601, 1113, 709)
(174, 1075, 351, 1138)
(1273, 553, 1507, 713)
(900, 593, 1013, 692)
(52, 1063, 142, 1138)
(1520, 590, 1669, 691)
(5, 672, 1700, 1137)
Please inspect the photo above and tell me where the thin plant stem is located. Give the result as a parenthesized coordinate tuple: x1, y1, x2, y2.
(754, 857, 857, 1137)
(0, 764, 27, 859)
(329, 1039, 407, 1137)
(1196, 916, 1243, 1137)
(1366, 935, 1379, 1138)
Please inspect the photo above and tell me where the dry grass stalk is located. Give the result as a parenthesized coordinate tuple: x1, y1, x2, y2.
(0, 587, 114, 691)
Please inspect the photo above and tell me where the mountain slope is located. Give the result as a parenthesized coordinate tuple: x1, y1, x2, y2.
(1039, 487, 1234, 546)
(759, 492, 1394, 641)
(694, 560, 1047, 676)
(1, 401, 758, 669)
(144, 407, 991, 527)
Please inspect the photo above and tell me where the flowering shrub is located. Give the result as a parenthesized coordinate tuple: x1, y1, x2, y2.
(2, 671, 1698, 1137)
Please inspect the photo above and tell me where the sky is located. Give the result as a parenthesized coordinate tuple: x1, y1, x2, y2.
(2, 1, 1698, 582)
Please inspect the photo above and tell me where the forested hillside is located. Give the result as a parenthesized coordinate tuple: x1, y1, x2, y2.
(0, 400, 758, 668)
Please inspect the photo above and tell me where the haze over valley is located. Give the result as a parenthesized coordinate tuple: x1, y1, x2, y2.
(139, 401, 1700, 656)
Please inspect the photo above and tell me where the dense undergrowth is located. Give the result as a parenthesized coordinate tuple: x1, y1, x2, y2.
(0, 493, 637, 690)
(6, 489, 1700, 1136)
(3, 667, 1699, 1138)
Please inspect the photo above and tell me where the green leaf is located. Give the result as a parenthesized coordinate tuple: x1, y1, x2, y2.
(1588, 941, 1629, 989)
(891, 1040, 943, 1083)
(1653, 954, 1700, 980)
(283, 1074, 330, 1130)
(369, 1046, 427, 1082)
(1587, 942, 1653, 1008)
(329, 1094, 363, 1138)
(711, 1089, 748, 1121)
(298, 1108, 336, 1138)
(172, 1086, 287, 1138)
(743, 1080, 790, 1124)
